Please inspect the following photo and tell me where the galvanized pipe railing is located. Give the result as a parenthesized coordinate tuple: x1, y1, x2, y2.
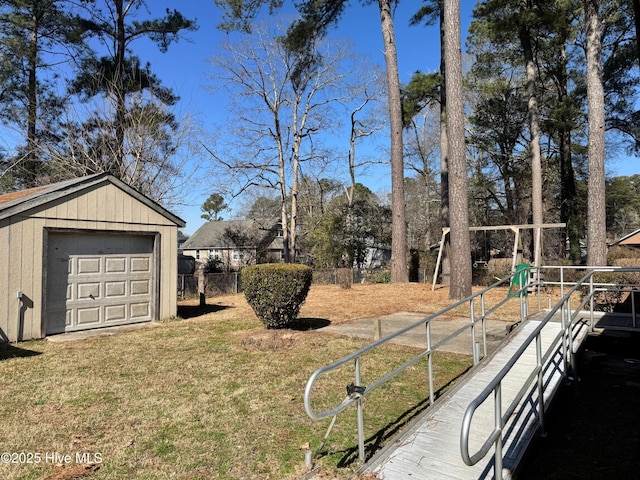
(459, 267, 640, 479)
(537, 265, 640, 329)
(303, 270, 530, 464)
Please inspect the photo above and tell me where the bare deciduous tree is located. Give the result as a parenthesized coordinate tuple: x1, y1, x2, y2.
(206, 23, 361, 262)
(41, 96, 203, 209)
(344, 69, 386, 208)
(405, 106, 441, 250)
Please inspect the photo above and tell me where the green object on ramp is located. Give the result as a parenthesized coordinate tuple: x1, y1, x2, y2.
(508, 263, 530, 298)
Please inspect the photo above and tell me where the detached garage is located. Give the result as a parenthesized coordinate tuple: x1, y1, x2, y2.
(0, 174, 185, 342)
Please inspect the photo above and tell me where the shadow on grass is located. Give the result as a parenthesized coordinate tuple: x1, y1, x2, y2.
(177, 304, 231, 319)
(289, 318, 331, 331)
(315, 366, 472, 469)
(0, 343, 42, 361)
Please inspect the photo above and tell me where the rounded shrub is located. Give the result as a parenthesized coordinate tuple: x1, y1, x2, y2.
(241, 263, 313, 329)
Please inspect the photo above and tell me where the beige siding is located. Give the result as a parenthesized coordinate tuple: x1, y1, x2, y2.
(8, 219, 23, 341)
(0, 181, 179, 342)
(0, 217, 45, 342)
(0, 219, 11, 342)
(160, 227, 178, 318)
(34, 184, 175, 229)
(21, 217, 36, 340)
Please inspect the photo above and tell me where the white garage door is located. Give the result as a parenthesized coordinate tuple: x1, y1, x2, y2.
(46, 232, 155, 335)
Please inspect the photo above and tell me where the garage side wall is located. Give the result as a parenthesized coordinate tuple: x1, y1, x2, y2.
(0, 183, 178, 343)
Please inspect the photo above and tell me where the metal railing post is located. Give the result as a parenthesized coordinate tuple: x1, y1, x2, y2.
(536, 334, 545, 436)
(481, 293, 487, 358)
(537, 266, 541, 312)
(560, 298, 568, 376)
(470, 300, 478, 365)
(426, 321, 435, 405)
(589, 274, 595, 332)
(355, 356, 365, 464)
(494, 384, 503, 480)
(633, 289, 637, 328)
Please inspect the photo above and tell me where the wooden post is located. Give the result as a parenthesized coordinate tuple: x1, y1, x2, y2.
(197, 265, 206, 306)
(374, 318, 382, 341)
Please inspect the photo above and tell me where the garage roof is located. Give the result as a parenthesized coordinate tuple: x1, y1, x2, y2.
(0, 173, 185, 227)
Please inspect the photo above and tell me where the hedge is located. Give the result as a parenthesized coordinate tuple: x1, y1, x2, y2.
(241, 263, 313, 328)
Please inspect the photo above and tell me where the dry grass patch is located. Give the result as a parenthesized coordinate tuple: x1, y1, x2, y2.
(192, 283, 543, 326)
(0, 283, 535, 480)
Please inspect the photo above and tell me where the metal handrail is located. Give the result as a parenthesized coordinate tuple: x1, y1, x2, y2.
(459, 266, 640, 479)
(303, 270, 530, 464)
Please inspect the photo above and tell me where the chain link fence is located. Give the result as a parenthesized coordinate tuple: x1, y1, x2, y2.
(178, 268, 438, 299)
(178, 272, 241, 299)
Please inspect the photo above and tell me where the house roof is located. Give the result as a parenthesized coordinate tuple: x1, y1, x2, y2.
(0, 173, 185, 227)
(181, 219, 279, 249)
(610, 228, 640, 247)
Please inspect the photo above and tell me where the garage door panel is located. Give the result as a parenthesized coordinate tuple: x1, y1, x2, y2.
(131, 256, 150, 272)
(78, 282, 101, 300)
(130, 279, 150, 296)
(77, 257, 101, 274)
(46, 232, 154, 335)
(130, 302, 150, 319)
(105, 281, 126, 297)
(77, 306, 101, 325)
(106, 257, 126, 273)
(105, 305, 126, 321)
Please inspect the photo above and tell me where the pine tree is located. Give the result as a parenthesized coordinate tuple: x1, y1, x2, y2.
(71, 0, 196, 180)
(0, 0, 86, 188)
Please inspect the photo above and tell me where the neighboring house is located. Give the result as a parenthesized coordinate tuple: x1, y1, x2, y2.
(180, 219, 284, 271)
(0, 174, 185, 342)
(610, 229, 640, 248)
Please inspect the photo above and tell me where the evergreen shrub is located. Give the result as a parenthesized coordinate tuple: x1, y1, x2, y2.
(242, 263, 313, 328)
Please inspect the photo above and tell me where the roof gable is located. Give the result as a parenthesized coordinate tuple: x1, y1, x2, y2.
(182, 219, 279, 249)
(0, 174, 185, 227)
(611, 228, 640, 247)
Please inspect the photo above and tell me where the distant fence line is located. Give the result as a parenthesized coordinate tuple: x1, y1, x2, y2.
(177, 268, 434, 299)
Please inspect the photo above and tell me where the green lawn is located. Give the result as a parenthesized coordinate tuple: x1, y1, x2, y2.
(0, 298, 471, 480)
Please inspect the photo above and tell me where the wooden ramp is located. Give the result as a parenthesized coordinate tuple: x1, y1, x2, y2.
(363, 317, 591, 480)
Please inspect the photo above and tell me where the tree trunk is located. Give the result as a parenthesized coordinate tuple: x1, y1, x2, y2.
(439, 0, 451, 285)
(378, 0, 408, 282)
(555, 39, 582, 263)
(443, 0, 472, 299)
(114, 0, 127, 177)
(584, 0, 607, 265)
(276, 114, 290, 263)
(290, 135, 301, 263)
(280, 179, 290, 263)
(632, 0, 640, 71)
(26, 16, 39, 187)
(519, 17, 543, 268)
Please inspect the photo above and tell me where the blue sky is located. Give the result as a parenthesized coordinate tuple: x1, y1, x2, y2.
(4, 1, 634, 234)
(136, 1, 476, 234)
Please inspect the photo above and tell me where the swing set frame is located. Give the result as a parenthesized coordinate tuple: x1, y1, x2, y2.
(431, 223, 566, 291)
